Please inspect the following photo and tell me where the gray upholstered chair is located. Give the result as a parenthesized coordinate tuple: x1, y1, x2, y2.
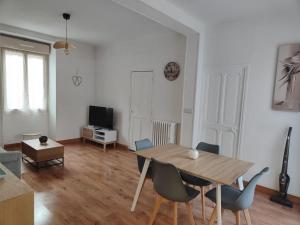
(135, 139, 154, 178)
(0, 147, 22, 178)
(205, 167, 269, 225)
(148, 159, 199, 225)
(180, 142, 219, 221)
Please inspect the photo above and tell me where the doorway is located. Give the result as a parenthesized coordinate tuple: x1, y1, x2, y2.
(201, 66, 247, 158)
(129, 71, 154, 150)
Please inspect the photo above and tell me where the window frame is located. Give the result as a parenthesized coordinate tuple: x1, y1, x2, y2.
(1, 47, 49, 112)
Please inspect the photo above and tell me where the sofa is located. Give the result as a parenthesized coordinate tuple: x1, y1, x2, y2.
(0, 147, 22, 178)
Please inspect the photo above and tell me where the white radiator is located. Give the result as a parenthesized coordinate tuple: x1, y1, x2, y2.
(152, 120, 177, 146)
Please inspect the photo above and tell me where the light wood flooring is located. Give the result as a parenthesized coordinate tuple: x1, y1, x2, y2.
(19, 142, 300, 225)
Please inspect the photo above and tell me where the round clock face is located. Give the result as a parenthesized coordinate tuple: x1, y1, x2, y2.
(164, 62, 180, 81)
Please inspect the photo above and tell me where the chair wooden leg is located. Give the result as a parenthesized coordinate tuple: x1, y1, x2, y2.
(148, 195, 163, 225)
(173, 202, 178, 225)
(200, 186, 206, 222)
(185, 202, 196, 225)
(208, 206, 217, 225)
(243, 209, 252, 225)
(235, 211, 241, 225)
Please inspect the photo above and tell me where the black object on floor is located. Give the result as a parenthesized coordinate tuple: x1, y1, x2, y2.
(270, 127, 293, 208)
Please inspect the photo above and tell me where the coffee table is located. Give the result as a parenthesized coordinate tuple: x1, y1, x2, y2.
(21, 139, 64, 171)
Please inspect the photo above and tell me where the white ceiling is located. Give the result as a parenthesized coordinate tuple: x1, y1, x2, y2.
(0, 0, 176, 46)
(0, 0, 299, 46)
(168, 0, 300, 24)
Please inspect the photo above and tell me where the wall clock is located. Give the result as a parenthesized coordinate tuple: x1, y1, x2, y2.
(164, 62, 180, 81)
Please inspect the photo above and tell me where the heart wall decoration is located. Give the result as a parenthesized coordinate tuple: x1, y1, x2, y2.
(72, 69, 82, 87)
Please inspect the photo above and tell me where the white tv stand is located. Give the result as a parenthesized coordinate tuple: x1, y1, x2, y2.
(81, 126, 117, 151)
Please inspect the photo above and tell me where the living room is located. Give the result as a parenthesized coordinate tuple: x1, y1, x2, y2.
(0, 0, 299, 225)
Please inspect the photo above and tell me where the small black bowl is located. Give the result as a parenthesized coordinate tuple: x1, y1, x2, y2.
(39, 136, 48, 145)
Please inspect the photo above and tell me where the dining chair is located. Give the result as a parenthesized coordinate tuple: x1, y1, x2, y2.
(180, 142, 220, 221)
(149, 159, 200, 225)
(205, 167, 269, 225)
(135, 139, 154, 178)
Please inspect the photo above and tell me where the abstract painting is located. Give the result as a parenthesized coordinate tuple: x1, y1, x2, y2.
(273, 44, 300, 111)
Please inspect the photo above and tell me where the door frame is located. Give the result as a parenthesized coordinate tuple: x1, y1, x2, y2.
(128, 70, 154, 150)
(200, 65, 248, 159)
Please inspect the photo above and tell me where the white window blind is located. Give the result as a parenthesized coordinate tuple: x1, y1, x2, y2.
(0, 34, 50, 55)
(27, 54, 46, 110)
(3, 50, 25, 110)
(2, 49, 47, 111)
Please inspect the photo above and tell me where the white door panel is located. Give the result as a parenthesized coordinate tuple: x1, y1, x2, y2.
(129, 71, 153, 150)
(223, 73, 242, 126)
(203, 126, 218, 144)
(205, 74, 222, 124)
(202, 66, 247, 158)
(220, 129, 237, 157)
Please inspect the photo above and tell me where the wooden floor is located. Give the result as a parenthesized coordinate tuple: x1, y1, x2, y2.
(20, 142, 300, 225)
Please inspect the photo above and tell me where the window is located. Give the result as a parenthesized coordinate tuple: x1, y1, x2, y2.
(3, 49, 47, 111)
(3, 50, 24, 110)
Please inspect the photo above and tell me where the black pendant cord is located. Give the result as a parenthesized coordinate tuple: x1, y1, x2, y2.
(65, 18, 68, 44)
(270, 126, 293, 208)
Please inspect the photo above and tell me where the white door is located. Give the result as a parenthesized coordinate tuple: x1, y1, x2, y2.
(201, 66, 247, 158)
(129, 71, 153, 150)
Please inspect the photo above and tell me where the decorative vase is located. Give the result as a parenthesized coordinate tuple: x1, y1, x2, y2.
(188, 149, 199, 160)
(39, 136, 48, 145)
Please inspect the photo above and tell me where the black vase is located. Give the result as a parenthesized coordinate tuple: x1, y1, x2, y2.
(39, 136, 48, 144)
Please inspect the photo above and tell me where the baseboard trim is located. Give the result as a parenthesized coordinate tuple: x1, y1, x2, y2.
(242, 181, 300, 205)
(57, 138, 81, 145)
(255, 184, 300, 205)
(4, 143, 21, 150)
(3, 138, 82, 150)
(116, 143, 129, 150)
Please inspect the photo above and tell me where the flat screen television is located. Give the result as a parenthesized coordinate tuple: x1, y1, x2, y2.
(89, 106, 113, 129)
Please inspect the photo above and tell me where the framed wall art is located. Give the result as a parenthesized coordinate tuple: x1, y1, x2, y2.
(273, 44, 300, 112)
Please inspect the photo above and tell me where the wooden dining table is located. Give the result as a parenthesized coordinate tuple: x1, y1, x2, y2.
(130, 144, 254, 225)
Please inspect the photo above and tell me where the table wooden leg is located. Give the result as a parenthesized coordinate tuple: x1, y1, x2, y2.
(131, 158, 151, 212)
(216, 184, 222, 225)
(201, 186, 206, 222)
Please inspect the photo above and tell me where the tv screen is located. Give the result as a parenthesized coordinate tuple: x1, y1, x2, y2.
(89, 106, 113, 129)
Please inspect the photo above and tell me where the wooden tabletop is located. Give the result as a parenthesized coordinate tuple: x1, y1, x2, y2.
(136, 144, 254, 185)
(0, 163, 33, 202)
(22, 138, 64, 150)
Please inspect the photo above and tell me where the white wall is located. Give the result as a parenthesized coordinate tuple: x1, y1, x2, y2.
(55, 42, 96, 140)
(200, 14, 300, 196)
(180, 33, 199, 147)
(0, 25, 96, 143)
(48, 50, 57, 139)
(95, 33, 186, 145)
(2, 111, 49, 144)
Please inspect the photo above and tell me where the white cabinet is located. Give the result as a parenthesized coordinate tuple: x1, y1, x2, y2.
(81, 127, 117, 151)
